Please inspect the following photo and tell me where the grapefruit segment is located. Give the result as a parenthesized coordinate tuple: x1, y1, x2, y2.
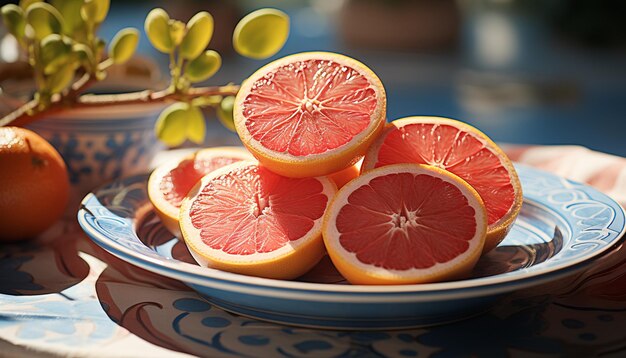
(362, 117, 522, 252)
(147, 147, 254, 237)
(180, 161, 337, 279)
(234, 52, 386, 178)
(323, 164, 487, 285)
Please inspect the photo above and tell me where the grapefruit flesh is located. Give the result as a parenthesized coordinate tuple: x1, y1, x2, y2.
(180, 161, 337, 279)
(160, 155, 245, 207)
(234, 52, 386, 178)
(148, 147, 254, 237)
(362, 117, 522, 252)
(323, 164, 487, 285)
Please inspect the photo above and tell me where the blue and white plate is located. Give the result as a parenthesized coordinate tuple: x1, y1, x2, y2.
(78, 165, 626, 330)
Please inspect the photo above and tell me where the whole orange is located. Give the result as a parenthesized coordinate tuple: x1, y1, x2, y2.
(0, 127, 69, 241)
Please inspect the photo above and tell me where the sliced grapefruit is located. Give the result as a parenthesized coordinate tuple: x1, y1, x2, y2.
(147, 147, 254, 237)
(179, 161, 337, 279)
(323, 164, 487, 285)
(362, 117, 522, 253)
(234, 51, 386, 178)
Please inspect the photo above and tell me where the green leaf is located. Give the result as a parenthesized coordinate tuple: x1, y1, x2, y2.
(179, 11, 213, 60)
(108, 27, 139, 64)
(19, 0, 41, 10)
(233, 8, 289, 60)
(155, 102, 191, 147)
(186, 105, 206, 144)
(80, 0, 108, 24)
(25, 2, 63, 40)
(40, 34, 72, 74)
(72, 43, 94, 68)
(1, 4, 26, 40)
(184, 50, 221, 83)
(217, 96, 236, 132)
(144, 8, 172, 53)
(47, 64, 75, 93)
(51, 0, 85, 36)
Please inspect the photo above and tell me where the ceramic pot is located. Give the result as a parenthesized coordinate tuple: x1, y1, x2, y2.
(28, 103, 164, 211)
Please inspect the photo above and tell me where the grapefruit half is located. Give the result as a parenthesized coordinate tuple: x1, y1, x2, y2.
(323, 164, 487, 285)
(362, 117, 522, 252)
(234, 51, 386, 178)
(147, 147, 254, 237)
(179, 161, 337, 280)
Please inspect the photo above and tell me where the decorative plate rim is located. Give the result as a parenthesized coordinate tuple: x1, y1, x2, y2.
(77, 164, 626, 300)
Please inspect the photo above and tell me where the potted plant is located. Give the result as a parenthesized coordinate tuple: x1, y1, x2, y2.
(0, 1, 289, 208)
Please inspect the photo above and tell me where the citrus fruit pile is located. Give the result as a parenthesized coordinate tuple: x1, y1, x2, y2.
(148, 52, 522, 284)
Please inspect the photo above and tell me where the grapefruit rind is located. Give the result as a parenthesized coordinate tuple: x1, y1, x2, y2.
(327, 161, 361, 189)
(147, 147, 254, 237)
(179, 161, 338, 280)
(362, 116, 523, 253)
(234, 51, 387, 178)
(323, 163, 488, 285)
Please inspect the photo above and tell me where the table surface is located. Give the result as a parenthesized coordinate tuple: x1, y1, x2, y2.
(1, 145, 626, 357)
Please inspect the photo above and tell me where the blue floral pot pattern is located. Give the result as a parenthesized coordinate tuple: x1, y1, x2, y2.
(28, 111, 163, 209)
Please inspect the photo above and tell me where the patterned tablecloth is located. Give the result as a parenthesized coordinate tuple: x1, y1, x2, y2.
(1, 145, 625, 358)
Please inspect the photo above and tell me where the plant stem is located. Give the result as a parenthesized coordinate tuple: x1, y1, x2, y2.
(175, 54, 185, 91)
(0, 84, 240, 128)
(97, 58, 114, 72)
(169, 51, 179, 91)
(86, 20, 99, 73)
(31, 43, 45, 92)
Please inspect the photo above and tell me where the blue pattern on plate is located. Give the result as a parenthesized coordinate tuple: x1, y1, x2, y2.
(77, 164, 626, 329)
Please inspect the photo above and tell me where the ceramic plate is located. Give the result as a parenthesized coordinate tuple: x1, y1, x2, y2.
(78, 165, 626, 329)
